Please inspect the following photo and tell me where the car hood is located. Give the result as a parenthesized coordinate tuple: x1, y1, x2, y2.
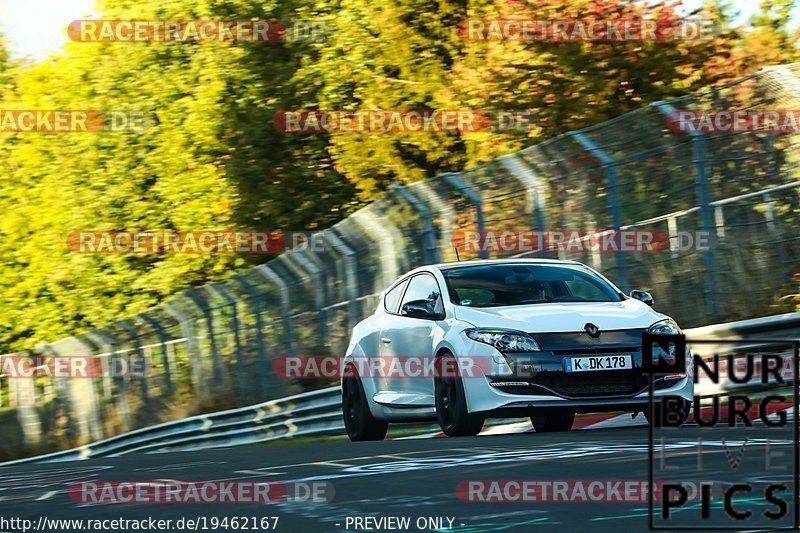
(453, 299, 667, 333)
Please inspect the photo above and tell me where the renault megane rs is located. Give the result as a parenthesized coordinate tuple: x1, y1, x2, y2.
(341, 259, 692, 441)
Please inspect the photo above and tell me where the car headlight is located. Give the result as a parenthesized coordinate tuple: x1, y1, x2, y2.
(648, 319, 682, 335)
(465, 328, 541, 353)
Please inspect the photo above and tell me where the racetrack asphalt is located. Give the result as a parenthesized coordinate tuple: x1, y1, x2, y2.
(1, 420, 795, 532)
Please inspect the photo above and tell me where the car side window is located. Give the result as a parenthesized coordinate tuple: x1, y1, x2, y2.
(383, 279, 408, 314)
(400, 274, 441, 307)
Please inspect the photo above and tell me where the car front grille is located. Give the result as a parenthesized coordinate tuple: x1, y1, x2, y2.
(492, 373, 681, 398)
(531, 329, 647, 352)
(530, 369, 647, 398)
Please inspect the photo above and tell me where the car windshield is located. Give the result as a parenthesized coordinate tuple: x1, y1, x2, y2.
(442, 263, 623, 307)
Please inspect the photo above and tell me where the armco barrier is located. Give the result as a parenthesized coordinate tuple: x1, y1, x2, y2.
(690, 311, 800, 396)
(0, 387, 342, 466)
(2, 312, 798, 466)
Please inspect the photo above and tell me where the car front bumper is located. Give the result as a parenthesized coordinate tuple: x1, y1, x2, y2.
(457, 333, 694, 414)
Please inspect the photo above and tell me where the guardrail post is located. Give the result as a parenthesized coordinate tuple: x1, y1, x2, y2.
(322, 230, 361, 330)
(231, 274, 270, 399)
(255, 264, 295, 354)
(652, 101, 720, 318)
(441, 172, 488, 259)
(209, 282, 246, 396)
(285, 249, 328, 346)
(389, 182, 440, 264)
(116, 319, 151, 419)
(137, 313, 173, 396)
(498, 154, 548, 256)
(184, 288, 223, 385)
(567, 131, 629, 291)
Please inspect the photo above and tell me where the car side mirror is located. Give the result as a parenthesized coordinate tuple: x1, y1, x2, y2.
(630, 290, 654, 307)
(401, 299, 444, 320)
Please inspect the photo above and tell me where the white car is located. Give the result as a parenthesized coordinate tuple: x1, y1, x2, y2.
(341, 259, 693, 441)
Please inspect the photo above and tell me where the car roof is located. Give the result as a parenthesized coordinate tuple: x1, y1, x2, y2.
(434, 258, 582, 271)
(394, 258, 584, 280)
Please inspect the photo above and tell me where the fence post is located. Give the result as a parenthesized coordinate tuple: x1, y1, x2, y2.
(322, 230, 361, 330)
(12, 349, 42, 448)
(68, 336, 104, 441)
(441, 172, 488, 259)
(285, 249, 328, 346)
(138, 312, 173, 396)
(351, 209, 401, 286)
(231, 274, 270, 399)
(651, 101, 720, 318)
(410, 181, 456, 262)
(77, 332, 109, 422)
(164, 302, 204, 393)
(116, 320, 151, 422)
(389, 182, 440, 264)
(691, 132, 721, 318)
(184, 288, 223, 385)
(209, 282, 246, 397)
(567, 131, 629, 291)
(255, 264, 295, 354)
(84, 331, 112, 398)
(93, 328, 132, 432)
(498, 154, 548, 256)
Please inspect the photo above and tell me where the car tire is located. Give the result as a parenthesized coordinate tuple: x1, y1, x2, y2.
(645, 399, 691, 428)
(530, 409, 575, 432)
(342, 365, 388, 441)
(434, 352, 485, 437)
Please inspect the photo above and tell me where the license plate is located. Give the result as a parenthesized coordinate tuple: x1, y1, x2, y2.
(564, 355, 633, 372)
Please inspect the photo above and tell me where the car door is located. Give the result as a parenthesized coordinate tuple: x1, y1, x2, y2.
(377, 272, 443, 406)
(372, 277, 408, 396)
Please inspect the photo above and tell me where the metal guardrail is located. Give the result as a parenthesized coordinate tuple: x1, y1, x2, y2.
(687, 311, 800, 340)
(689, 312, 800, 397)
(2, 312, 798, 467)
(0, 387, 342, 466)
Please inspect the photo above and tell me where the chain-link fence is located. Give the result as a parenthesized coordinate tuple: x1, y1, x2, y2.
(2, 63, 799, 459)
